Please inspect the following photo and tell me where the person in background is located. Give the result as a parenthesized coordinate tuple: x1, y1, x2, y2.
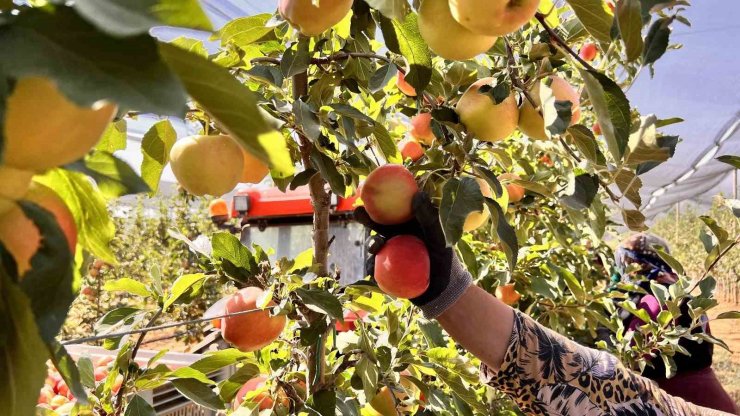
(610, 233, 737, 414)
(208, 198, 238, 233)
(355, 194, 738, 416)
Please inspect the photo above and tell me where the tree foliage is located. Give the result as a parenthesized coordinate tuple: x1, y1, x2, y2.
(0, 0, 738, 415)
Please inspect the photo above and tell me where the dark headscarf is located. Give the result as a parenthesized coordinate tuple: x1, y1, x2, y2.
(614, 233, 678, 286)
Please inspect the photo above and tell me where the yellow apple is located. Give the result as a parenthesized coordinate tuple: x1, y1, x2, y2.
(449, 0, 540, 36)
(418, 0, 497, 61)
(456, 78, 519, 142)
(463, 177, 509, 231)
(278, 0, 353, 36)
(518, 75, 581, 140)
(169, 135, 245, 196)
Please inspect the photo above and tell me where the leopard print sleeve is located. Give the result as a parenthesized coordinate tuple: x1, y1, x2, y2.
(480, 311, 732, 416)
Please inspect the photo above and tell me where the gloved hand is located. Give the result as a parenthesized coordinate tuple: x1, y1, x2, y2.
(353, 192, 472, 318)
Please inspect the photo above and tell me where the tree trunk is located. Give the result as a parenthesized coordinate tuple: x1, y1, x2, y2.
(293, 70, 331, 393)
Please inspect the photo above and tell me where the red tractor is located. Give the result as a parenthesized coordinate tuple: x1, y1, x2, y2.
(208, 185, 366, 285)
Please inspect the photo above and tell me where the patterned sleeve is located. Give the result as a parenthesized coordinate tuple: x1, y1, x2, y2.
(480, 311, 732, 416)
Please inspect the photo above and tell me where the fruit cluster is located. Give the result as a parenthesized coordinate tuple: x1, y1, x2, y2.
(0, 77, 108, 276)
(37, 356, 123, 415)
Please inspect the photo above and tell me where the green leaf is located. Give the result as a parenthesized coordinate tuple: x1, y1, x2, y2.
(171, 378, 225, 411)
(716, 311, 740, 320)
(66, 151, 151, 199)
(124, 394, 157, 416)
(0, 6, 188, 116)
(418, 319, 446, 348)
(716, 155, 740, 169)
(378, 13, 432, 92)
(217, 362, 261, 403)
(364, 0, 409, 19)
(643, 17, 672, 66)
(560, 173, 599, 210)
(440, 177, 484, 246)
(565, 0, 614, 43)
(169, 367, 216, 385)
(369, 63, 398, 93)
(47, 340, 88, 404)
(217, 14, 274, 47)
(580, 70, 631, 161)
(140, 120, 177, 195)
(566, 125, 606, 165)
(355, 356, 378, 402)
(17, 201, 75, 341)
(555, 266, 586, 303)
(290, 168, 317, 190)
(95, 120, 128, 153)
(372, 123, 400, 163)
(622, 208, 648, 231)
(652, 248, 684, 275)
(616, 0, 644, 62)
(77, 356, 95, 389)
(211, 232, 256, 271)
(486, 199, 518, 271)
(36, 169, 117, 264)
(163, 273, 206, 310)
(699, 216, 729, 244)
(96, 307, 142, 332)
(724, 198, 740, 218)
(311, 147, 346, 196)
(281, 38, 311, 78)
(306, 389, 337, 416)
(104, 278, 153, 298)
(613, 168, 642, 207)
(620, 300, 652, 324)
(294, 99, 321, 142)
(0, 268, 48, 416)
(158, 42, 294, 178)
(456, 239, 479, 278)
(650, 280, 669, 305)
(189, 349, 251, 374)
(295, 287, 343, 320)
(74, 0, 212, 37)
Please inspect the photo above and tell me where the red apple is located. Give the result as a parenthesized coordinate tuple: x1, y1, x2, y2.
(375, 235, 430, 298)
(361, 165, 419, 225)
(398, 138, 424, 162)
(410, 113, 435, 145)
(579, 43, 598, 61)
(335, 310, 369, 332)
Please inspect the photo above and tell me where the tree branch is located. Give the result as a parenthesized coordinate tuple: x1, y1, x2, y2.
(114, 308, 162, 415)
(534, 12, 598, 72)
(293, 68, 330, 395)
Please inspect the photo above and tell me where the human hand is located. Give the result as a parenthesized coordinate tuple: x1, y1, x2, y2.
(353, 192, 472, 318)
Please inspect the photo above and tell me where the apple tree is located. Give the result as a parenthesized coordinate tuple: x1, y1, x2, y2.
(0, 0, 738, 415)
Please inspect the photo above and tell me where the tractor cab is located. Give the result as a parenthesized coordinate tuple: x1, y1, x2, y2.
(220, 185, 367, 286)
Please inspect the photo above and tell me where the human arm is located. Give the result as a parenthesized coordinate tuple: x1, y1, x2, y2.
(355, 193, 732, 415)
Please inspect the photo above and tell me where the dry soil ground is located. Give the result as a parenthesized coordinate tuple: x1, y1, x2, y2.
(709, 301, 740, 407)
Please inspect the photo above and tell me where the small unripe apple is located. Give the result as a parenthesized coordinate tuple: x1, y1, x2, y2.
(593, 122, 602, 136)
(398, 138, 424, 162)
(396, 72, 417, 97)
(361, 165, 419, 225)
(579, 43, 598, 61)
(410, 113, 435, 145)
(418, 0, 496, 61)
(498, 173, 525, 203)
(375, 235, 430, 299)
(518, 75, 581, 140)
(456, 78, 519, 142)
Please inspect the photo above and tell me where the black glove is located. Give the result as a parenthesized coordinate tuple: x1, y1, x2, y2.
(354, 192, 472, 318)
